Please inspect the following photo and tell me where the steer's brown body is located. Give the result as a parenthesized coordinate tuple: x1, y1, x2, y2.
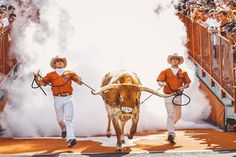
(92, 71, 171, 152)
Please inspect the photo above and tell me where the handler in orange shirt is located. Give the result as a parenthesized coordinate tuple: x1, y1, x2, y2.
(157, 53, 191, 144)
(35, 55, 82, 148)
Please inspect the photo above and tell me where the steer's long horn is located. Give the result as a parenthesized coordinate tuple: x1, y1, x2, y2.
(137, 86, 173, 98)
(92, 83, 172, 98)
(91, 84, 120, 95)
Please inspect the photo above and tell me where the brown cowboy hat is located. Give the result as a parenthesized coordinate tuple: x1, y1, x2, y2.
(50, 55, 67, 69)
(167, 53, 184, 65)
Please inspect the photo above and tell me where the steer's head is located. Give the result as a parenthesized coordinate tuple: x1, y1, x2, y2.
(116, 85, 141, 110)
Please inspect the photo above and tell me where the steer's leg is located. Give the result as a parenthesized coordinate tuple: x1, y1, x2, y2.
(121, 120, 126, 144)
(106, 115, 112, 138)
(112, 117, 122, 152)
(105, 105, 112, 138)
(128, 110, 139, 139)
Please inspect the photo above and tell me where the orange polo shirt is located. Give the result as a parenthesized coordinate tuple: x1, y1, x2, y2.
(42, 70, 81, 96)
(195, 12, 206, 22)
(157, 68, 191, 94)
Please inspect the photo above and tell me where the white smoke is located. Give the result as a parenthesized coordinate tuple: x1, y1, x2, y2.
(0, 0, 211, 137)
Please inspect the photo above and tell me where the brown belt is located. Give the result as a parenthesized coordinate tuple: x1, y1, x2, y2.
(54, 93, 72, 97)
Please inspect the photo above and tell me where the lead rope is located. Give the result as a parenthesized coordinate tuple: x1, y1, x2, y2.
(140, 86, 163, 104)
(140, 83, 191, 106)
(80, 81, 116, 105)
(31, 74, 47, 95)
(31, 73, 78, 95)
(31, 73, 115, 105)
(166, 82, 191, 106)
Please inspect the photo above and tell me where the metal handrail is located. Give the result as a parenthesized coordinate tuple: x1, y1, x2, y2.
(0, 62, 17, 87)
(0, 27, 17, 83)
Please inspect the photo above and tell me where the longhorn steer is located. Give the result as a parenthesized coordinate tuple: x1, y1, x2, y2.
(92, 71, 171, 152)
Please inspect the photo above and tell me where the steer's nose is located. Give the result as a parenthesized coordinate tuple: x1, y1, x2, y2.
(122, 115, 132, 120)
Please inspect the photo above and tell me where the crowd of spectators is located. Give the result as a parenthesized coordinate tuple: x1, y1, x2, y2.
(177, 0, 236, 44)
(177, 0, 236, 88)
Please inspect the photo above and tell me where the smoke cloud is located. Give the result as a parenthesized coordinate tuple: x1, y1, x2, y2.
(0, 0, 212, 137)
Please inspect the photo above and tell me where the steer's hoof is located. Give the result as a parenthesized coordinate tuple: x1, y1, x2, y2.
(116, 148, 123, 153)
(116, 145, 123, 153)
(106, 132, 111, 138)
(127, 134, 133, 139)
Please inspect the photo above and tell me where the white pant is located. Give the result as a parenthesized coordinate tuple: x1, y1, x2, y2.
(54, 95, 75, 141)
(164, 95, 182, 135)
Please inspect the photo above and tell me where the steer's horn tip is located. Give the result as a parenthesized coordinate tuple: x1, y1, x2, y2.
(91, 90, 96, 95)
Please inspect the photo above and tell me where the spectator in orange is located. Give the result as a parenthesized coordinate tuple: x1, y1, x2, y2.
(191, 4, 206, 22)
(223, 10, 236, 33)
(228, 10, 236, 19)
(218, 10, 230, 35)
(196, 7, 207, 22)
(157, 53, 191, 144)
